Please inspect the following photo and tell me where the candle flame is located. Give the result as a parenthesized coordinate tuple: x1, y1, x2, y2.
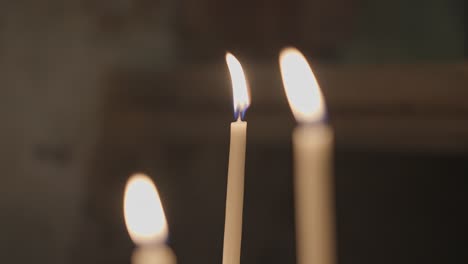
(226, 52, 250, 120)
(279, 47, 326, 123)
(124, 173, 168, 245)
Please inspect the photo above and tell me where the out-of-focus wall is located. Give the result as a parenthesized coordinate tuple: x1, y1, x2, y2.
(0, 1, 465, 264)
(0, 2, 104, 262)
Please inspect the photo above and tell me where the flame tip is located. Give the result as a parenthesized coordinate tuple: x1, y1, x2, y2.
(280, 46, 299, 53)
(129, 172, 149, 180)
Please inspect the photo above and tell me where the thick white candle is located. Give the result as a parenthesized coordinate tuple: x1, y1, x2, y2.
(132, 245, 176, 264)
(280, 47, 336, 264)
(293, 126, 334, 264)
(223, 53, 250, 264)
(124, 173, 176, 264)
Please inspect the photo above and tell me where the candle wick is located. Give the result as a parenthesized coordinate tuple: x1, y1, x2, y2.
(234, 110, 244, 122)
(234, 109, 241, 121)
(234, 106, 248, 121)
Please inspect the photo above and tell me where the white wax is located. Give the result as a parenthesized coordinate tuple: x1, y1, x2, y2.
(132, 245, 176, 264)
(293, 125, 335, 264)
(223, 120, 247, 264)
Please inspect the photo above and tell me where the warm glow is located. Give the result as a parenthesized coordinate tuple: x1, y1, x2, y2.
(226, 52, 250, 119)
(124, 173, 168, 245)
(279, 47, 326, 123)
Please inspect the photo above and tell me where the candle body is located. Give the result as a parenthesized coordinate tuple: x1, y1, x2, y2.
(132, 245, 176, 264)
(293, 125, 335, 264)
(223, 120, 247, 264)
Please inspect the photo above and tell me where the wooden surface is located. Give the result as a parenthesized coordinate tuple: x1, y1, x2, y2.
(107, 62, 468, 152)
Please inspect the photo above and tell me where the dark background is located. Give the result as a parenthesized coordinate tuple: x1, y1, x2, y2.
(0, 0, 467, 264)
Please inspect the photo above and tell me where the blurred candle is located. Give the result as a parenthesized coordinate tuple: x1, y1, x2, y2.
(279, 47, 336, 264)
(124, 173, 176, 264)
(223, 52, 250, 264)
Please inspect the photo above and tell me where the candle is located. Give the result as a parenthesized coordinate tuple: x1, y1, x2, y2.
(222, 52, 250, 264)
(123, 173, 176, 264)
(279, 47, 336, 264)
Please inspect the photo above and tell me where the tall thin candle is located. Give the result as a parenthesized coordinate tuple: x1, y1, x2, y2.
(124, 173, 176, 264)
(223, 52, 250, 264)
(279, 47, 336, 264)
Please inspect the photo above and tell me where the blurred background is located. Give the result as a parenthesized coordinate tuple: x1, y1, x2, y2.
(0, 0, 467, 263)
